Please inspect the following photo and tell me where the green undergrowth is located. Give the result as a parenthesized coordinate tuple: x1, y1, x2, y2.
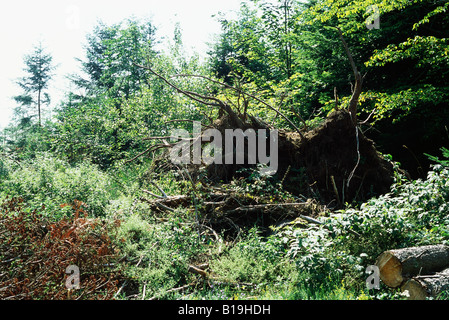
(1, 150, 449, 300)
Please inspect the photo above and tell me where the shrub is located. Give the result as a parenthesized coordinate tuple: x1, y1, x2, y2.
(0, 198, 123, 300)
(275, 162, 449, 297)
(0, 153, 114, 217)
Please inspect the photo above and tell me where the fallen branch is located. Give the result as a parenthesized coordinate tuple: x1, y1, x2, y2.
(164, 119, 215, 129)
(346, 126, 361, 188)
(133, 63, 223, 108)
(142, 189, 165, 199)
(125, 141, 174, 164)
(225, 202, 317, 216)
(188, 265, 208, 278)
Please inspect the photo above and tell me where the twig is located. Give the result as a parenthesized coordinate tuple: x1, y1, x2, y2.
(164, 119, 214, 129)
(142, 189, 165, 199)
(181, 167, 202, 241)
(200, 224, 223, 254)
(148, 283, 193, 300)
(139, 197, 176, 212)
(298, 214, 323, 226)
(330, 176, 342, 207)
(150, 181, 168, 198)
(359, 108, 376, 125)
(242, 202, 312, 209)
(133, 63, 223, 108)
(203, 200, 227, 206)
(281, 165, 291, 187)
(188, 265, 208, 278)
(334, 87, 339, 110)
(114, 281, 127, 299)
(125, 142, 174, 164)
(142, 136, 195, 142)
(155, 202, 176, 212)
(142, 283, 146, 300)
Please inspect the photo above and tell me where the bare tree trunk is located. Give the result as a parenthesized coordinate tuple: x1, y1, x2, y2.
(38, 88, 41, 127)
(336, 27, 363, 126)
(349, 72, 362, 125)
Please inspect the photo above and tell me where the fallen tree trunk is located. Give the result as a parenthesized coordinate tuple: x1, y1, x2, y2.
(401, 268, 449, 300)
(376, 245, 449, 288)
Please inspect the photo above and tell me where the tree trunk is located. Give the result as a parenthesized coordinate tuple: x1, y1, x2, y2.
(336, 27, 362, 126)
(401, 268, 449, 300)
(38, 88, 41, 127)
(348, 72, 362, 125)
(376, 245, 449, 288)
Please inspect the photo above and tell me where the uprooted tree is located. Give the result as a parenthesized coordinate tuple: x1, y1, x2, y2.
(126, 31, 396, 237)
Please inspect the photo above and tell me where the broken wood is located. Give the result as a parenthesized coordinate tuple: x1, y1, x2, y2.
(188, 265, 208, 278)
(401, 268, 449, 300)
(376, 244, 449, 288)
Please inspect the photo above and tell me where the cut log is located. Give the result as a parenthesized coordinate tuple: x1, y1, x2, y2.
(401, 268, 449, 300)
(376, 245, 449, 288)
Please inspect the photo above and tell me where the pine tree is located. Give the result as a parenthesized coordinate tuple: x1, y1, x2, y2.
(14, 42, 55, 127)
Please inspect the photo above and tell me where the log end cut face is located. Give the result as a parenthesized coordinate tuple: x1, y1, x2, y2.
(377, 251, 403, 288)
(401, 279, 428, 300)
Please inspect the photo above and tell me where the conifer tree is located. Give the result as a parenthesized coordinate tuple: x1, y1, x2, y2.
(14, 42, 55, 127)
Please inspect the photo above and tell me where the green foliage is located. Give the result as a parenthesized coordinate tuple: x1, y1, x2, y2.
(53, 18, 210, 168)
(71, 18, 156, 98)
(2, 122, 55, 160)
(317, 164, 449, 267)
(269, 158, 449, 300)
(209, 0, 449, 132)
(210, 228, 292, 284)
(0, 153, 114, 217)
(426, 147, 449, 167)
(115, 212, 209, 299)
(2, 0, 449, 301)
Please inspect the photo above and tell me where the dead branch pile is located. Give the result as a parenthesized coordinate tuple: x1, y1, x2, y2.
(140, 184, 326, 239)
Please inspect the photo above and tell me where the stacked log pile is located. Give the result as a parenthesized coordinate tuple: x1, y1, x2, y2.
(376, 245, 449, 300)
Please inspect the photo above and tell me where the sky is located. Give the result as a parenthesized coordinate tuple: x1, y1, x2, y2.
(0, 0, 243, 129)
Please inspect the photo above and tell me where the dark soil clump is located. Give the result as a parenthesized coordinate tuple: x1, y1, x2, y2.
(206, 109, 395, 207)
